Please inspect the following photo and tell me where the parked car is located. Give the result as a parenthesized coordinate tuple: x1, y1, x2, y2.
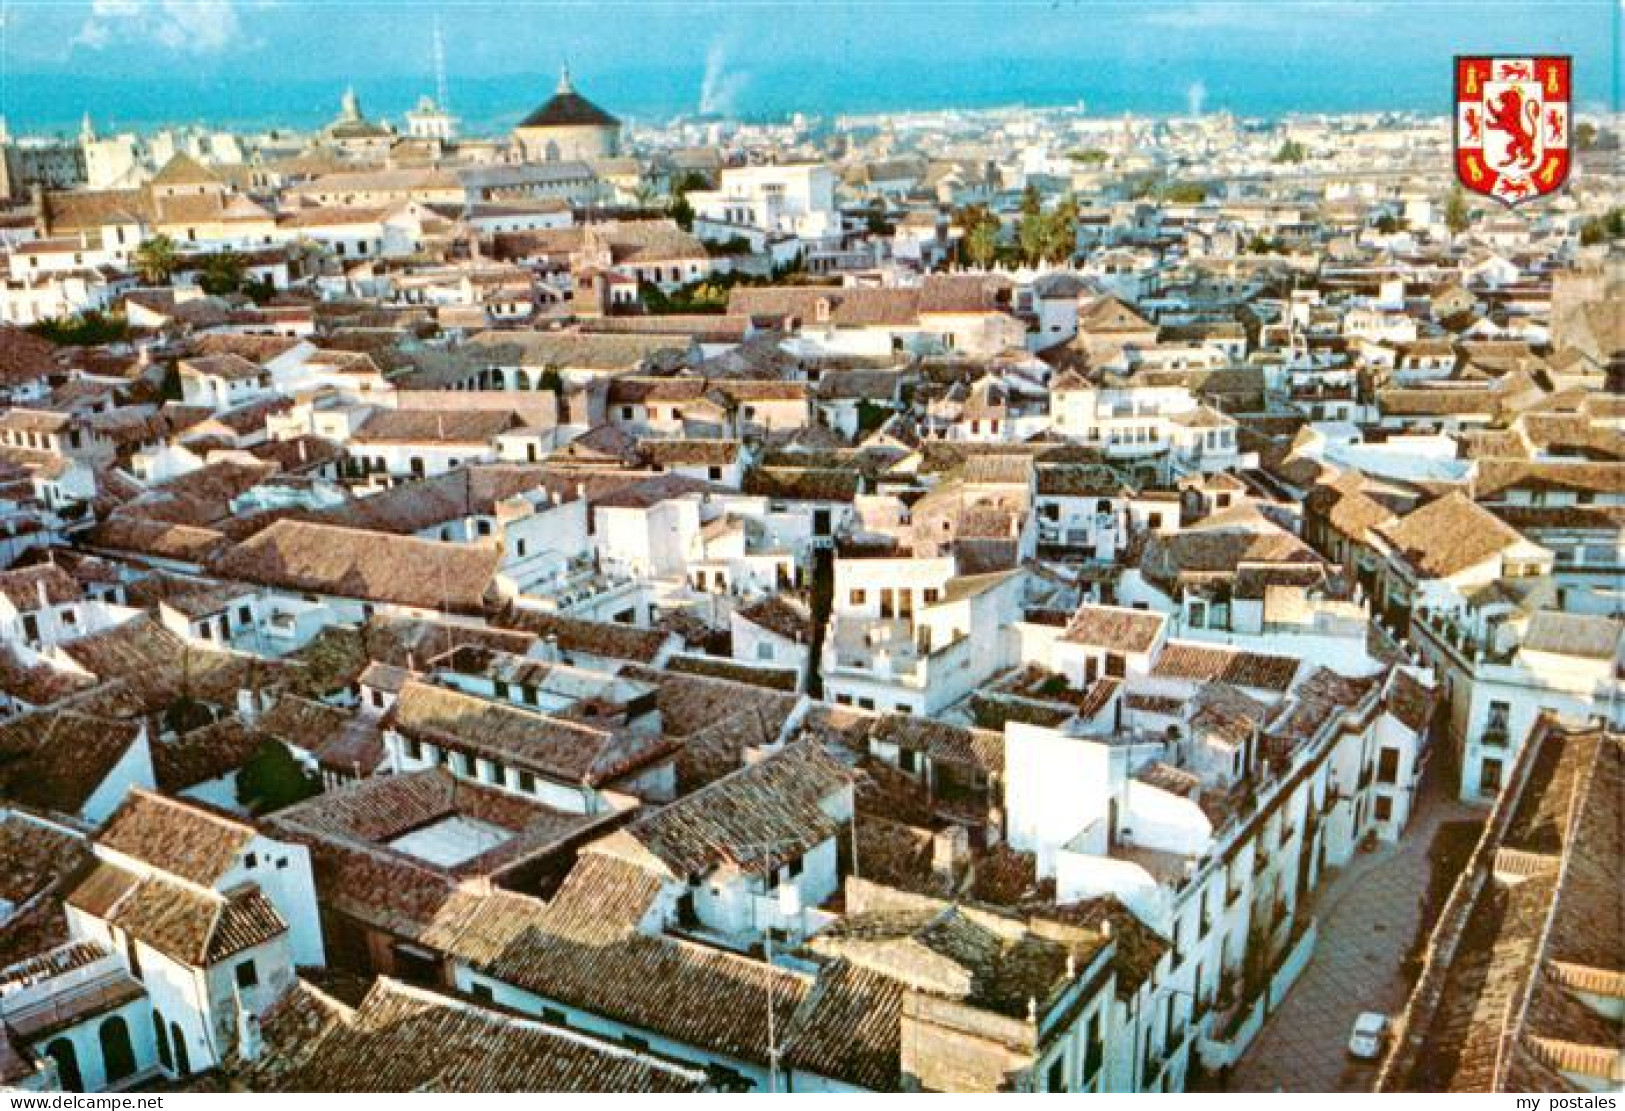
(1348, 1011, 1391, 1059)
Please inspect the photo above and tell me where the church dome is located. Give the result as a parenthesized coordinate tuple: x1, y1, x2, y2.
(517, 67, 619, 129)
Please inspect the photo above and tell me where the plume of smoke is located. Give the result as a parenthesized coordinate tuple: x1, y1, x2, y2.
(699, 40, 747, 116)
(1186, 80, 1208, 117)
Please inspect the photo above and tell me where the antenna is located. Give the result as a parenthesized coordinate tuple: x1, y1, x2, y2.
(432, 16, 449, 111)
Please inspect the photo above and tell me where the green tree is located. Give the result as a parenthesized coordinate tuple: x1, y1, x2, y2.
(27, 311, 129, 346)
(1444, 188, 1471, 235)
(1374, 212, 1406, 234)
(864, 200, 895, 237)
(670, 193, 695, 231)
(1160, 182, 1208, 204)
(134, 234, 179, 284)
(197, 250, 246, 296)
(1016, 185, 1047, 265)
(237, 738, 321, 814)
(1574, 121, 1598, 150)
(1580, 208, 1624, 246)
(964, 216, 1000, 269)
(1042, 194, 1079, 263)
(1273, 139, 1307, 163)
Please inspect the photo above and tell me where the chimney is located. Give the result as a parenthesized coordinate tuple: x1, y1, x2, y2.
(236, 687, 261, 725)
(297, 438, 308, 464)
(1100, 920, 1113, 940)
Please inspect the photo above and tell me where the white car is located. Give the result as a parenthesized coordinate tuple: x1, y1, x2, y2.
(1347, 1012, 1391, 1059)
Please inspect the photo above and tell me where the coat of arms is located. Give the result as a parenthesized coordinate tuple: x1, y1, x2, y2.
(1455, 56, 1571, 207)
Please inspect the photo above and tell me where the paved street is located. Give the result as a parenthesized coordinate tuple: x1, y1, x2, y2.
(1231, 767, 1480, 1092)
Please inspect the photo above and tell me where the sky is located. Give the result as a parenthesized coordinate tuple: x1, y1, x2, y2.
(0, 1, 1618, 134)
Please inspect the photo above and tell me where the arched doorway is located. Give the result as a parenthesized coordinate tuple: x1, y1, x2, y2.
(44, 1038, 83, 1092)
(170, 1022, 190, 1077)
(99, 1015, 135, 1085)
(153, 1011, 173, 1072)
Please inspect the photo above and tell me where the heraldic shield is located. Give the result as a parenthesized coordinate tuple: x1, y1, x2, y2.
(1455, 56, 1572, 207)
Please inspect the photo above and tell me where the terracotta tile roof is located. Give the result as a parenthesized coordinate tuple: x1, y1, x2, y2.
(0, 563, 82, 611)
(1376, 492, 1529, 579)
(0, 813, 89, 909)
(867, 714, 1004, 774)
(97, 788, 256, 887)
(67, 860, 286, 967)
(1265, 667, 1379, 755)
(472, 850, 814, 1068)
(1475, 460, 1625, 499)
(1388, 721, 1622, 1093)
(734, 594, 812, 643)
(808, 886, 1105, 1021)
(0, 711, 143, 817)
(85, 514, 230, 565)
(351, 408, 522, 444)
(265, 770, 603, 943)
(1061, 603, 1165, 654)
(0, 326, 63, 387)
(743, 466, 862, 502)
(781, 960, 904, 1091)
(1520, 612, 1623, 661)
(259, 695, 384, 776)
(391, 679, 677, 786)
(212, 520, 504, 614)
(247, 977, 707, 1092)
(466, 331, 691, 372)
(639, 438, 741, 467)
(152, 719, 264, 794)
(1383, 669, 1436, 735)
(497, 609, 671, 664)
(57, 614, 290, 711)
(1150, 642, 1301, 693)
(625, 741, 851, 877)
(1041, 895, 1168, 999)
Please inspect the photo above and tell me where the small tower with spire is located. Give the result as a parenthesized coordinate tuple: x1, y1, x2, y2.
(80, 112, 97, 144)
(556, 65, 574, 96)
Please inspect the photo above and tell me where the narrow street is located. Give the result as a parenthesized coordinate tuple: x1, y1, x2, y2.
(1231, 764, 1480, 1092)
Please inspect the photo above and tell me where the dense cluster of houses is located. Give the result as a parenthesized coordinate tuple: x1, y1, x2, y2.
(0, 78, 1619, 1095)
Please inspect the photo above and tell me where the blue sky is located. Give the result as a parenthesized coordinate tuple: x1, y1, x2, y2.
(0, 2, 1618, 132)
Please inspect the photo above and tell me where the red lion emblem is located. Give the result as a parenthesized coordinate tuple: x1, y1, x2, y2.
(1485, 87, 1539, 170)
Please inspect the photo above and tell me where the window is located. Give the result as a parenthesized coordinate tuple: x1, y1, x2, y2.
(1377, 747, 1400, 784)
(405, 737, 423, 761)
(243, 852, 257, 869)
(541, 1007, 567, 1026)
(756, 641, 774, 661)
(235, 960, 258, 990)
(494, 680, 511, 701)
(1374, 796, 1393, 822)
(850, 589, 866, 605)
(470, 982, 494, 1003)
(1047, 1054, 1067, 1093)
(923, 588, 941, 604)
(237, 605, 252, 626)
(519, 770, 536, 793)
(1481, 758, 1504, 794)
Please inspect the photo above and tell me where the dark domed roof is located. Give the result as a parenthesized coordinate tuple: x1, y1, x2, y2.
(517, 68, 619, 130)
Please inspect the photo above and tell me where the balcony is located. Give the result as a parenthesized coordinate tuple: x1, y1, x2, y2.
(1479, 723, 1511, 749)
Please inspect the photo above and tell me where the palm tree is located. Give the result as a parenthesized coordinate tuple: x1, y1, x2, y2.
(134, 234, 179, 284)
(965, 219, 999, 269)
